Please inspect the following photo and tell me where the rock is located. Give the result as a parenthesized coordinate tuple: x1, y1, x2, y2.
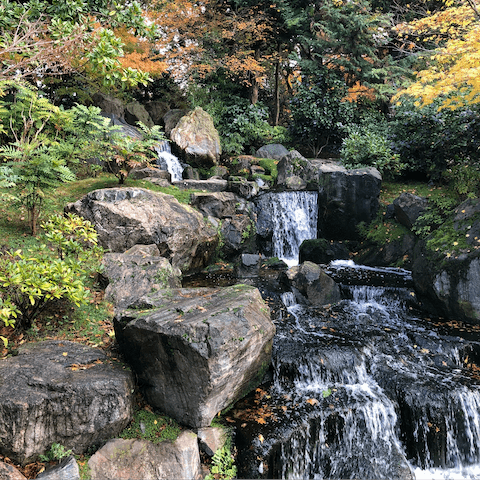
(250, 165, 265, 176)
(102, 247, 182, 310)
(255, 144, 289, 160)
(0, 341, 134, 465)
(65, 187, 218, 274)
(317, 163, 382, 240)
(209, 166, 229, 179)
(114, 285, 275, 428)
(170, 107, 221, 167)
(144, 177, 171, 188)
(220, 215, 256, 258)
(190, 192, 244, 218)
(411, 199, 480, 323)
(128, 167, 171, 181)
(163, 109, 187, 136)
(197, 427, 226, 457)
(235, 254, 262, 278)
(87, 432, 201, 480)
(356, 233, 416, 270)
(281, 262, 341, 306)
(36, 456, 80, 480)
(124, 101, 154, 128)
(144, 101, 169, 125)
(172, 179, 228, 192)
(276, 150, 317, 190)
(183, 166, 200, 180)
(393, 192, 428, 229)
(299, 239, 350, 265)
(228, 178, 259, 199)
(92, 93, 125, 119)
(0, 461, 27, 480)
(107, 114, 142, 139)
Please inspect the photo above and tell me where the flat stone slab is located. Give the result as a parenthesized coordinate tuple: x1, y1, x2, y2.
(172, 179, 228, 192)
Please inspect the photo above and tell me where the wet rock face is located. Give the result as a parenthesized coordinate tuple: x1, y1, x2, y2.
(0, 341, 134, 465)
(281, 262, 341, 306)
(234, 274, 480, 479)
(317, 164, 382, 240)
(65, 187, 218, 274)
(114, 285, 275, 428)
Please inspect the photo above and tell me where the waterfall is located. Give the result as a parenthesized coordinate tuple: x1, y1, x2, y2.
(263, 191, 318, 266)
(155, 141, 183, 181)
(235, 264, 480, 479)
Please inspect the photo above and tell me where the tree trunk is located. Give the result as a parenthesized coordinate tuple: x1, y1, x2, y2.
(273, 55, 280, 126)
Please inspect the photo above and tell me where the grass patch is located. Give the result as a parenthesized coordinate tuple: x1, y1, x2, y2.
(120, 409, 181, 444)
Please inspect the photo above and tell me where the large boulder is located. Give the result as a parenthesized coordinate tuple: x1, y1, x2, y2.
(189, 192, 246, 219)
(255, 144, 289, 160)
(91, 93, 125, 119)
(124, 101, 154, 128)
(0, 461, 27, 480)
(102, 244, 182, 310)
(276, 150, 318, 190)
(317, 163, 382, 240)
(163, 109, 187, 136)
(65, 188, 218, 274)
(412, 199, 480, 323)
(0, 341, 134, 465)
(87, 433, 201, 480)
(281, 262, 341, 306)
(299, 239, 350, 265)
(114, 285, 275, 428)
(144, 101, 169, 126)
(170, 107, 221, 167)
(393, 192, 428, 229)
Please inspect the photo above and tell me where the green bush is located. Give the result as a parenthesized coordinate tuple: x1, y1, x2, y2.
(389, 96, 480, 180)
(340, 126, 405, 179)
(201, 97, 290, 156)
(0, 214, 102, 331)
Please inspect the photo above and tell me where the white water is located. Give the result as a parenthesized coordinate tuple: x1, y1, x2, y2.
(269, 191, 318, 267)
(276, 278, 480, 479)
(155, 141, 183, 181)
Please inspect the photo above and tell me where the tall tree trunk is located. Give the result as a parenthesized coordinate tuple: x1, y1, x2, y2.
(273, 51, 281, 126)
(250, 48, 260, 105)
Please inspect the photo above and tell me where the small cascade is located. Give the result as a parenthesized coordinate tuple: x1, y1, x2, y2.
(234, 264, 480, 479)
(264, 191, 318, 267)
(155, 141, 183, 181)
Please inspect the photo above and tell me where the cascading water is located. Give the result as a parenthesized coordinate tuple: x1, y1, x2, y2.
(234, 262, 480, 480)
(155, 140, 183, 181)
(259, 191, 318, 267)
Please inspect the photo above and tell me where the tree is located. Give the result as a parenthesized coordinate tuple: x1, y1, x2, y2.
(0, 0, 156, 91)
(393, 0, 480, 109)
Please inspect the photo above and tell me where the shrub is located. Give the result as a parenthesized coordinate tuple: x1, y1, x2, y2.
(340, 126, 405, 179)
(0, 214, 102, 331)
(389, 96, 480, 180)
(201, 97, 290, 156)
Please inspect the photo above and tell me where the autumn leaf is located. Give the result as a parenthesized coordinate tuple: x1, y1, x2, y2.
(306, 398, 319, 406)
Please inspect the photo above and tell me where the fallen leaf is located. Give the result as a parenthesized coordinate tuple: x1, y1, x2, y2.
(306, 398, 318, 406)
(258, 434, 264, 443)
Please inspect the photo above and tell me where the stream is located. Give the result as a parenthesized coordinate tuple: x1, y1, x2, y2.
(228, 192, 480, 479)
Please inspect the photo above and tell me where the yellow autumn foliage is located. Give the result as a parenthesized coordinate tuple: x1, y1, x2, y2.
(394, 0, 480, 109)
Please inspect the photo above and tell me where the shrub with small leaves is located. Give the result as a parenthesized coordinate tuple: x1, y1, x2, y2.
(0, 214, 102, 331)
